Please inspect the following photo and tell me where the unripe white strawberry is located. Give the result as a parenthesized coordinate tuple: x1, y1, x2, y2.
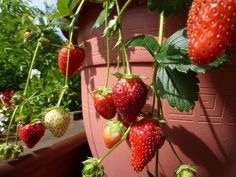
(44, 107, 70, 137)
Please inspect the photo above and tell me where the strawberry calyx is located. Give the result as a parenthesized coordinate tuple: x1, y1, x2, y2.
(82, 157, 104, 177)
(113, 72, 146, 80)
(92, 87, 112, 96)
(0, 143, 14, 160)
(175, 164, 197, 177)
(44, 106, 68, 115)
(106, 120, 126, 134)
(12, 144, 24, 159)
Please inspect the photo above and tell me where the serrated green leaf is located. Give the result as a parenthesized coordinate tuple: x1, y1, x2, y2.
(166, 28, 188, 49)
(126, 35, 160, 57)
(92, 1, 115, 30)
(157, 67, 199, 112)
(202, 52, 230, 70)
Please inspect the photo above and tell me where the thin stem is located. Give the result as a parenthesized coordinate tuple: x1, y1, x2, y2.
(69, 0, 86, 29)
(99, 125, 131, 163)
(57, 0, 85, 106)
(155, 150, 159, 177)
(23, 41, 41, 96)
(115, 0, 131, 75)
(105, 0, 111, 88)
(20, 40, 41, 113)
(151, 63, 159, 116)
(157, 96, 183, 164)
(117, 0, 133, 20)
(6, 106, 19, 144)
(158, 11, 165, 46)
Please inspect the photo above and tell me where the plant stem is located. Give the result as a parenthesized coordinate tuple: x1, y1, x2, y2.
(105, 0, 111, 88)
(99, 125, 131, 163)
(155, 150, 159, 177)
(158, 97, 183, 164)
(154, 10, 183, 166)
(5, 106, 19, 144)
(115, 0, 131, 75)
(117, 0, 133, 20)
(23, 40, 41, 96)
(57, 0, 85, 107)
(158, 11, 165, 46)
(20, 39, 41, 113)
(152, 11, 165, 177)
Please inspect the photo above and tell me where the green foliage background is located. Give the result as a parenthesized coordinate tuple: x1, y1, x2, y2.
(0, 0, 81, 113)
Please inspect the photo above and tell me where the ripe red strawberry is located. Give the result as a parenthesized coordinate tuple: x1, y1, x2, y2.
(129, 118, 165, 172)
(103, 120, 126, 148)
(92, 88, 116, 119)
(187, 0, 236, 65)
(18, 122, 45, 148)
(112, 76, 148, 126)
(58, 46, 85, 77)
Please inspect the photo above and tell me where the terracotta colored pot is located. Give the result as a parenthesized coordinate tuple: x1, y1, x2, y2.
(78, 2, 236, 177)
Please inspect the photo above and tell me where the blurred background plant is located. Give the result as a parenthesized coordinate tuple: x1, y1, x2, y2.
(0, 0, 81, 134)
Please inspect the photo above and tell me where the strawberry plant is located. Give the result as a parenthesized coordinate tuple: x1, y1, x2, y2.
(1, 0, 236, 177)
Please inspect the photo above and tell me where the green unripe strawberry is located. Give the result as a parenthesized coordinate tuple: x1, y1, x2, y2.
(44, 107, 70, 137)
(175, 164, 197, 177)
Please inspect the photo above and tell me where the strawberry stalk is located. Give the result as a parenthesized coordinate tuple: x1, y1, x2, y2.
(115, 0, 132, 75)
(105, 0, 111, 88)
(57, 0, 85, 107)
(157, 96, 183, 164)
(99, 125, 131, 163)
(5, 106, 19, 144)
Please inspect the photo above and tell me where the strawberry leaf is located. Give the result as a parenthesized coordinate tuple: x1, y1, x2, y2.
(148, 0, 184, 16)
(49, 0, 77, 20)
(92, 1, 115, 30)
(126, 35, 160, 58)
(156, 67, 199, 112)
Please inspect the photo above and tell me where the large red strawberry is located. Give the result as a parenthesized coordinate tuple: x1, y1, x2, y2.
(129, 118, 165, 172)
(112, 75, 148, 126)
(58, 46, 85, 77)
(103, 120, 126, 149)
(18, 122, 45, 148)
(92, 88, 116, 119)
(187, 0, 236, 65)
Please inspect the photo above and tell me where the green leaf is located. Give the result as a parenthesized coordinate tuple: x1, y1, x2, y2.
(49, 0, 77, 20)
(92, 1, 115, 30)
(151, 0, 184, 16)
(126, 35, 160, 57)
(157, 67, 199, 112)
(166, 28, 188, 49)
(202, 52, 230, 70)
(147, 0, 158, 11)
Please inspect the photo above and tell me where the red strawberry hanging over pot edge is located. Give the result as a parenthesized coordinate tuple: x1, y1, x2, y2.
(187, 0, 236, 65)
(92, 87, 116, 120)
(112, 73, 148, 126)
(58, 46, 85, 78)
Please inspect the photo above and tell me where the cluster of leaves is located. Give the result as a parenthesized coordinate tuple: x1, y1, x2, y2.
(126, 28, 229, 112)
